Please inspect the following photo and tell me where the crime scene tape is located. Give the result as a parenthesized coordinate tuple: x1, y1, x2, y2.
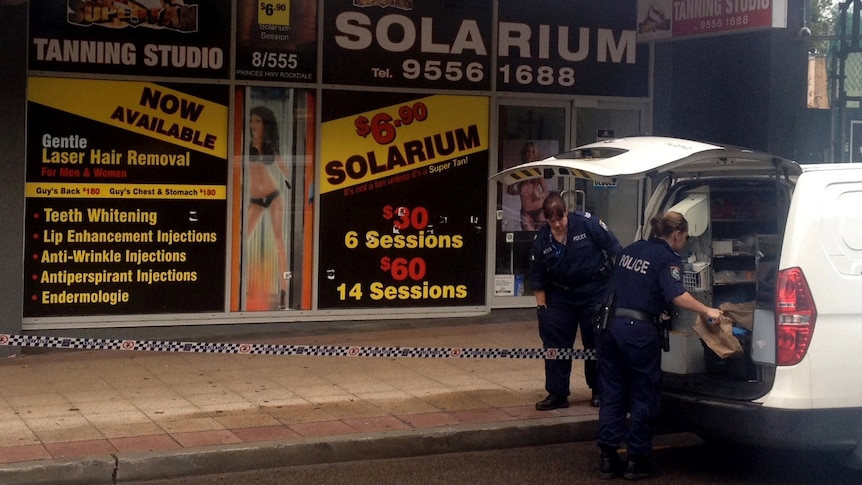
(0, 334, 595, 360)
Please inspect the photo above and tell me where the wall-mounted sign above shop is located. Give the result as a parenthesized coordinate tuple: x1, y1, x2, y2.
(28, 1, 232, 78)
(636, 0, 787, 42)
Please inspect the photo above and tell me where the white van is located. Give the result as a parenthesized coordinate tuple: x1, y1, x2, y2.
(492, 136, 862, 458)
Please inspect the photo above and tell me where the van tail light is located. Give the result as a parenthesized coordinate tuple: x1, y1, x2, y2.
(775, 267, 817, 366)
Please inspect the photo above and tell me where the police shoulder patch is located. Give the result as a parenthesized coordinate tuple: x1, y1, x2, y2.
(670, 265, 682, 281)
(599, 219, 609, 231)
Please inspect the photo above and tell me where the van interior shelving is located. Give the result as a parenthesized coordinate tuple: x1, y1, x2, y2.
(661, 178, 791, 401)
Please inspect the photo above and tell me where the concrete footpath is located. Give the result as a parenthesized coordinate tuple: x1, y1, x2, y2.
(0, 309, 600, 484)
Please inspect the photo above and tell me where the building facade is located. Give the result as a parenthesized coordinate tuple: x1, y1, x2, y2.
(0, 0, 809, 338)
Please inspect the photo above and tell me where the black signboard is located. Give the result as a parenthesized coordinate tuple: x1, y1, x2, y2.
(317, 90, 489, 308)
(322, 0, 493, 91)
(29, 0, 231, 79)
(235, 0, 318, 82)
(497, 0, 649, 96)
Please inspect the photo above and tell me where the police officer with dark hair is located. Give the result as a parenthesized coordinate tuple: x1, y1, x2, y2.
(596, 211, 723, 480)
(530, 191, 622, 411)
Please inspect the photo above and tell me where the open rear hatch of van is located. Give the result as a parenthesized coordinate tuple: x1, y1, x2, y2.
(492, 136, 801, 185)
(491, 136, 802, 402)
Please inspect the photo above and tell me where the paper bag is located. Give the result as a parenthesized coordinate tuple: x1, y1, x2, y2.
(719, 301, 754, 331)
(692, 301, 755, 358)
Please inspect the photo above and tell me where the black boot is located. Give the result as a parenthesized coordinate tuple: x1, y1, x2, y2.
(623, 455, 660, 480)
(599, 446, 624, 479)
(535, 393, 568, 411)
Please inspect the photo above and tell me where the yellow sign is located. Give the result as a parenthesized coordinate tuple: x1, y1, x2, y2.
(320, 95, 489, 193)
(258, 0, 291, 26)
(25, 183, 226, 200)
(28, 78, 228, 158)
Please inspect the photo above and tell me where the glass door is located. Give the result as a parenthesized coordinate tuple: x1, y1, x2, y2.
(490, 99, 647, 308)
(571, 105, 646, 246)
(492, 102, 567, 307)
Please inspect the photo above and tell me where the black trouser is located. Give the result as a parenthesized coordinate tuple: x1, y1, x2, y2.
(538, 290, 599, 396)
(596, 317, 662, 457)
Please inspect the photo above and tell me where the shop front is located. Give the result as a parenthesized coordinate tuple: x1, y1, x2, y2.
(5, 0, 650, 332)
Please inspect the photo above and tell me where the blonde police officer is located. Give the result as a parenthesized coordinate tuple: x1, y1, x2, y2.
(596, 211, 722, 480)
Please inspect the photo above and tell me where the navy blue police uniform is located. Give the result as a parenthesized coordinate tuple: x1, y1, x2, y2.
(596, 237, 686, 459)
(530, 211, 622, 400)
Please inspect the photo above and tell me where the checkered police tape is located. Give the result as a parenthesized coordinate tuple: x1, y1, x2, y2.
(0, 334, 596, 360)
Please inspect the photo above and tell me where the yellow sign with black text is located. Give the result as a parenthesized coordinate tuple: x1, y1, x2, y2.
(320, 95, 489, 193)
(28, 77, 227, 158)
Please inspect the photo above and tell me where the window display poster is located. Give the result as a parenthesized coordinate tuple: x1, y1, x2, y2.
(234, 87, 315, 311)
(500, 139, 559, 233)
(235, 0, 317, 81)
(28, 0, 231, 79)
(322, 0, 492, 91)
(318, 91, 489, 308)
(24, 77, 228, 317)
(497, 0, 648, 96)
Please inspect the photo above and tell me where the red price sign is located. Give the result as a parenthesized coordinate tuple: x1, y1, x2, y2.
(382, 205, 429, 230)
(354, 102, 429, 145)
(380, 256, 427, 281)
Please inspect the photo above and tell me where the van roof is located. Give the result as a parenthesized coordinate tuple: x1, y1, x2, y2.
(800, 162, 862, 172)
(491, 136, 802, 185)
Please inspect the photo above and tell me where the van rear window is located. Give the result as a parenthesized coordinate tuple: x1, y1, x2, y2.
(554, 148, 627, 161)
